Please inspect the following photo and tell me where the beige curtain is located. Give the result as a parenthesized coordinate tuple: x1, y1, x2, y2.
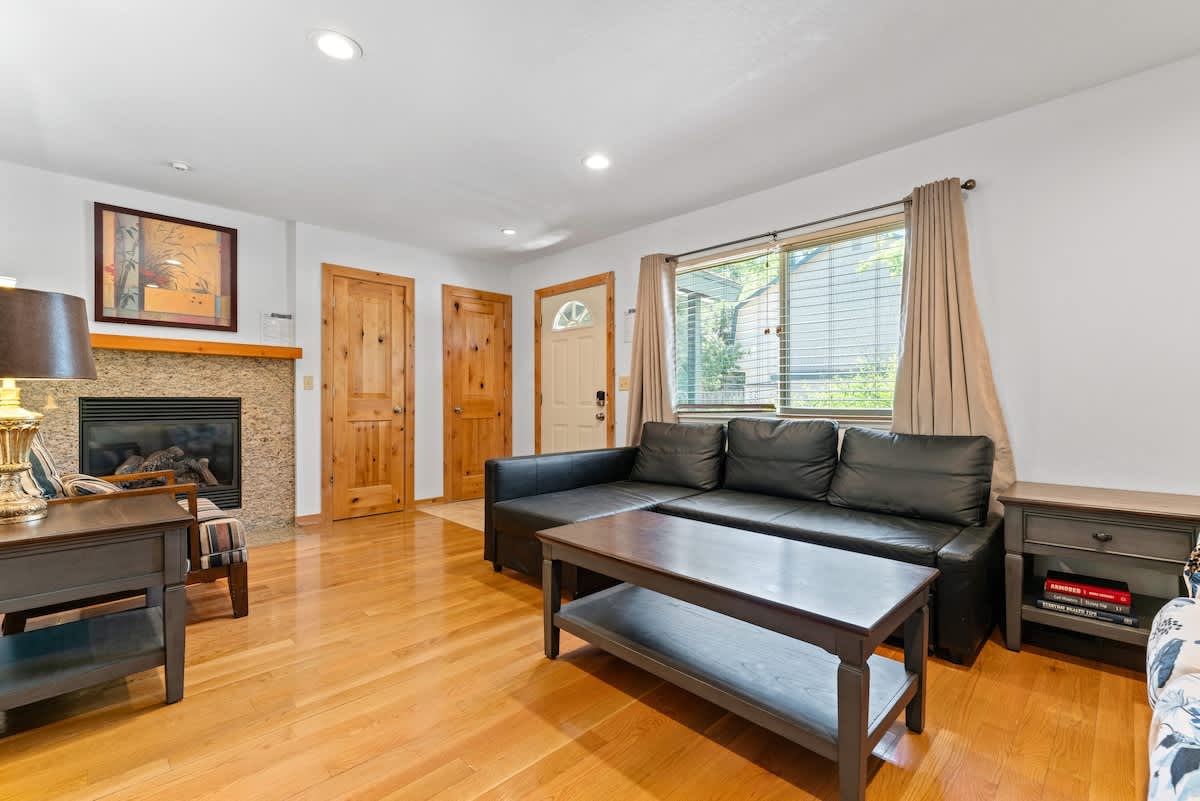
(893, 178, 1015, 507)
(626, 254, 677, 445)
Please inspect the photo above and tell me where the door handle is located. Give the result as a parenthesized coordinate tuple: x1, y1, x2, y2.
(595, 412, 606, 421)
(453, 407, 463, 414)
(393, 406, 404, 414)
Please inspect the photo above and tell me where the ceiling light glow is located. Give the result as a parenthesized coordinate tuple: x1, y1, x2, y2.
(500, 228, 517, 236)
(583, 153, 611, 171)
(312, 30, 363, 61)
(0, 276, 16, 288)
(168, 160, 192, 172)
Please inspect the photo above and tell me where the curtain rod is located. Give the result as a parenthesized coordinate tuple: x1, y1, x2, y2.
(666, 178, 977, 262)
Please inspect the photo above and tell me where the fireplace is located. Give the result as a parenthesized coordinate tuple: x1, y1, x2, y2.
(79, 397, 242, 509)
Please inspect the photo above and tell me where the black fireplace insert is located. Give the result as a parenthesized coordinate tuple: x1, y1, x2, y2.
(79, 397, 241, 509)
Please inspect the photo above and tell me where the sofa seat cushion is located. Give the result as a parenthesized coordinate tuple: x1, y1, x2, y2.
(658, 489, 961, 567)
(492, 481, 703, 536)
(656, 489, 814, 532)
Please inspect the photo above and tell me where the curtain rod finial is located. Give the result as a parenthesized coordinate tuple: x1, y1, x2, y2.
(961, 178, 977, 190)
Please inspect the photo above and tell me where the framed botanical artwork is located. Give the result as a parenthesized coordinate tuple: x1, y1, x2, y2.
(94, 203, 237, 331)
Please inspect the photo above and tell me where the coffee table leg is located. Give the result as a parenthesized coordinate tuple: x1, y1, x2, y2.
(904, 603, 929, 733)
(836, 657, 869, 801)
(543, 558, 561, 659)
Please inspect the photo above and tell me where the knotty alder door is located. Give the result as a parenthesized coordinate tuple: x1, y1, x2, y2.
(323, 265, 415, 520)
(442, 286, 512, 501)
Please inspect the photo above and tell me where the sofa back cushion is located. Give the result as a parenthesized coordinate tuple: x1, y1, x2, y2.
(827, 427, 994, 526)
(630, 422, 726, 490)
(723, 418, 838, 500)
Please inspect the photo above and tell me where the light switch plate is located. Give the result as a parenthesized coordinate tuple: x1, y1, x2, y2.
(618, 375, 631, 391)
(303, 375, 315, 391)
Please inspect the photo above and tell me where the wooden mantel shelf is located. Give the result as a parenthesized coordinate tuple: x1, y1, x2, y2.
(90, 334, 303, 360)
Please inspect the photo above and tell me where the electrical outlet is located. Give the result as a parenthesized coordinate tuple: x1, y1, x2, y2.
(303, 375, 315, 391)
(618, 375, 631, 391)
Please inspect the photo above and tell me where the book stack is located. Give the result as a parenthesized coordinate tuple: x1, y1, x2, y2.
(1034, 570, 1139, 627)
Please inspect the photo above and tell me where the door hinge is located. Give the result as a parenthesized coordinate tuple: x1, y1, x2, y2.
(503, 318, 507, 329)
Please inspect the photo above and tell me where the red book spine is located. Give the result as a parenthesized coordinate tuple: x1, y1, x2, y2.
(1044, 578, 1131, 605)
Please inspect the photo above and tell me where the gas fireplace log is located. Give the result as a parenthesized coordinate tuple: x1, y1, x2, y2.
(114, 454, 145, 474)
(109, 447, 220, 488)
(177, 457, 219, 486)
(139, 447, 186, 473)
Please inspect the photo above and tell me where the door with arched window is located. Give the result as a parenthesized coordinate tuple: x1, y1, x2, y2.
(535, 273, 614, 453)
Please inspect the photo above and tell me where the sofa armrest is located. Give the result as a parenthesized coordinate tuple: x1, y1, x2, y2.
(485, 447, 639, 504)
(484, 447, 638, 561)
(933, 514, 1004, 664)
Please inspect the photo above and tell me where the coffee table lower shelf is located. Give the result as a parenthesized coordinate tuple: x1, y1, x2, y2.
(555, 584, 918, 760)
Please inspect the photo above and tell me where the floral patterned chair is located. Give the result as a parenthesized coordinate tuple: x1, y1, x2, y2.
(1147, 548, 1200, 800)
(0, 433, 247, 635)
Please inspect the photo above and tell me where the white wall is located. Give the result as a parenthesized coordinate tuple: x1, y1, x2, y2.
(0, 160, 291, 339)
(291, 224, 507, 514)
(510, 55, 1200, 495)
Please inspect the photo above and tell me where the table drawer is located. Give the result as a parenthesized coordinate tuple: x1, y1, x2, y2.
(0, 536, 164, 605)
(1024, 512, 1191, 562)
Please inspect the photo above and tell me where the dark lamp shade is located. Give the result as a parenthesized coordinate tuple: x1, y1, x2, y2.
(0, 288, 97, 379)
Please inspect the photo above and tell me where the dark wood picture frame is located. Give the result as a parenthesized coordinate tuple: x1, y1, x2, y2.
(94, 202, 238, 332)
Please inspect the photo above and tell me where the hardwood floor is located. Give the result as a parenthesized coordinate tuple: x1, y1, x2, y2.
(418, 499, 484, 531)
(0, 509, 1149, 800)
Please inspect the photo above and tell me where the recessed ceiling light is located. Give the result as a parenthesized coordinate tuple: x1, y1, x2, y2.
(500, 228, 517, 236)
(311, 29, 363, 61)
(168, 160, 192, 172)
(583, 153, 611, 171)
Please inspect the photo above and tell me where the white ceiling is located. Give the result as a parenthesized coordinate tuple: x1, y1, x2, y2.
(4, 1, 1200, 265)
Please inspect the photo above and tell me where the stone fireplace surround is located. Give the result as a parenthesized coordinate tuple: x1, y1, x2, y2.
(22, 347, 295, 530)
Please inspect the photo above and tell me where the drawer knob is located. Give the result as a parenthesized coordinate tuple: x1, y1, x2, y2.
(1092, 531, 1112, 543)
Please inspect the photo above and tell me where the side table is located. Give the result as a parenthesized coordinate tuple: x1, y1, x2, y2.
(1000, 482, 1200, 650)
(0, 493, 192, 710)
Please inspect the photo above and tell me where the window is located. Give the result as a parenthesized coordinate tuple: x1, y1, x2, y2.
(552, 300, 593, 330)
(674, 215, 905, 417)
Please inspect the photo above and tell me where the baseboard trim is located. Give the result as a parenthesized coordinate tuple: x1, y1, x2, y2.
(414, 497, 447, 507)
(295, 514, 322, 527)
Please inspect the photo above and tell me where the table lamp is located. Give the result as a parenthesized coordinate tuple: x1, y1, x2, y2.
(0, 284, 96, 523)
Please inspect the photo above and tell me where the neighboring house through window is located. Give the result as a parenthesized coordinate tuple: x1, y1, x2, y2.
(674, 214, 905, 420)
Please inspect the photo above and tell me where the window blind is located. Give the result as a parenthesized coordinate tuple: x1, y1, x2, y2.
(779, 222, 904, 415)
(673, 217, 906, 416)
(675, 250, 779, 409)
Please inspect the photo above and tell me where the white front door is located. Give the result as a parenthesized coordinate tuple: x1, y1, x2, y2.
(540, 283, 608, 452)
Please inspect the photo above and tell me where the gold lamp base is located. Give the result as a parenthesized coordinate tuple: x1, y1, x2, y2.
(0, 379, 47, 525)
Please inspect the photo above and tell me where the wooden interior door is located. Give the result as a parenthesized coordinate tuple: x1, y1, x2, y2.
(534, 273, 615, 453)
(323, 265, 414, 520)
(443, 286, 512, 501)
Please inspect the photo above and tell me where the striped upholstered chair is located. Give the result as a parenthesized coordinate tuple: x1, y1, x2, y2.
(0, 434, 248, 634)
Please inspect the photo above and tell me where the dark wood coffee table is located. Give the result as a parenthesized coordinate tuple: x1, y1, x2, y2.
(538, 510, 938, 801)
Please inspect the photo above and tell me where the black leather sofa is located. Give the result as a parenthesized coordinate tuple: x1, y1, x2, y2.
(484, 419, 1003, 665)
